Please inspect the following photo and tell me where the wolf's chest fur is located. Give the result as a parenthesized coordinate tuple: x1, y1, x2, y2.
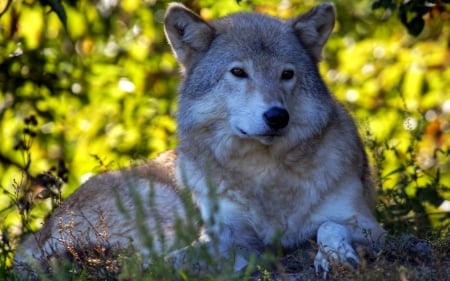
(179, 134, 348, 247)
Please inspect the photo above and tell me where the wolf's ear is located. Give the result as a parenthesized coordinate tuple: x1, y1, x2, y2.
(291, 3, 335, 62)
(164, 3, 215, 67)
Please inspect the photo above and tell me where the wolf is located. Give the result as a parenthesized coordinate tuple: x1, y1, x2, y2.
(14, 2, 386, 278)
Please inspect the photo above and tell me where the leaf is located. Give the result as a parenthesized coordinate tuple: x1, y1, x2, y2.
(372, 0, 395, 10)
(383, 166, 406, 179)
(372, 1, 382, 10)
(398, 4, 408, 25)
(407, 15, 425, 36)
(40, 0, 67, 28)
(416, 186, 443, 207)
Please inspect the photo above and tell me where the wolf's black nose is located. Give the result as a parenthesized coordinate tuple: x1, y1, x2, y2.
(263, 107, 289, 130)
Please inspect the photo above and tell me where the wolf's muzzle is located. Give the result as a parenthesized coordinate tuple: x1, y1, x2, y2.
(263, 107, 289, 130)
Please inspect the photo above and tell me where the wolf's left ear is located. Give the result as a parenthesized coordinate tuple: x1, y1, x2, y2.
(164, 3, 215, 68)
(291, 3, 335, 62)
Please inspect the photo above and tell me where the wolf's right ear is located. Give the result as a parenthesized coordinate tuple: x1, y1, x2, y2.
(164, 3, 215, 67)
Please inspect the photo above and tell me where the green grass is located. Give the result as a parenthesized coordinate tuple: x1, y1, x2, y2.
(6, 233, 450, 280)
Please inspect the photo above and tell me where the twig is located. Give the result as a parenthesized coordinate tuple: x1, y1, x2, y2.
(0, 153, 26, 172)
(0, 0, 14, 18)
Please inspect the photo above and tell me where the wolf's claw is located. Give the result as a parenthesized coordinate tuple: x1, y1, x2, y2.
(314, 242, 360, 278)
(314, 250, 330, 278)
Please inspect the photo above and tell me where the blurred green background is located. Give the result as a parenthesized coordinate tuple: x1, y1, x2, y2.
(0, 0, 449, 258)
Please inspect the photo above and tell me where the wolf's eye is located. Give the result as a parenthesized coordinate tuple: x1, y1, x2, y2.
(230, 68, 248, 78)
(281, 70, 294, 80)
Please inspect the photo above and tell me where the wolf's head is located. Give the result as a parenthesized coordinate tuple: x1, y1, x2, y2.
(164, 3, 336, 149)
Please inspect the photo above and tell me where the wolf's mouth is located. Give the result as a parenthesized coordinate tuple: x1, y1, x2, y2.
(238, 128, 248, 135)
(237, 128, 283, 138)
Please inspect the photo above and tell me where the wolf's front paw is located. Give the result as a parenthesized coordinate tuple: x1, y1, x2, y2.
(314, 221, 359, 278)
(314, 239, 359, 276)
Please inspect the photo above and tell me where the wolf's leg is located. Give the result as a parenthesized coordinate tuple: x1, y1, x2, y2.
(314, 221, 359, 278)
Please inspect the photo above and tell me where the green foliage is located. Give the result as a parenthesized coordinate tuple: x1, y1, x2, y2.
(371, 0, 449, 36)
(0, 0, 449, 279)
(367, 119, 450, 235)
